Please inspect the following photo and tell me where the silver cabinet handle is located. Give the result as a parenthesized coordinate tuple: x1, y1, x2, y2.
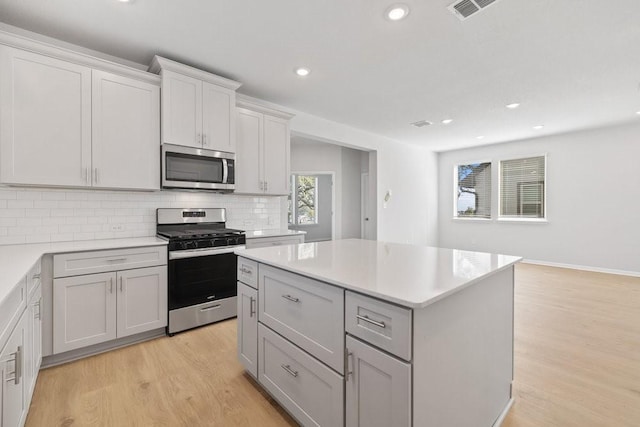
(32, 273, 41, 280)
(239, 267, 253, 275)
(34, 299, 41, 320)
(281, 364, 298, 377)
(107, 258, 127, 263)
(265, 181, 268, 192)
(196, 133, 201, 145)
(5, 346, 21, 384)
(356, 314, 386, 329)
(94, 167, 99, 184)
(346, 351, 354, 381)
(119, 276, 123, 292)
(84, 167, 90, 184)
(203, 134, 207, 146)
(249, 297, 256, 317)
(109, 277, 113, 294)
(282, 294, 300, 303)
(200, 304, 221, 312)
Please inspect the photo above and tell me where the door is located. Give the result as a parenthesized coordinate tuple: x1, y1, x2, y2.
(202, 82, 235, 153)
(161, 70, 202, 148)
(346, 335, 411, 427)
(0, 46, 91, 187)
(235, 108, 263, 193)
(237, 282, 258, 378)
(1, 314, 27, 427)
(53, 272, 117, 354)
(92, 70, 160, 190)
(263, 115, 290, 195)
(116, 266, 168, 338)
(361, 173, 374, 240)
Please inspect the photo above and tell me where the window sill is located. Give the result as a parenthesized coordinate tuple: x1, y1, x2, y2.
(496, 218, 548, 224)
(452, 217, 492, 222)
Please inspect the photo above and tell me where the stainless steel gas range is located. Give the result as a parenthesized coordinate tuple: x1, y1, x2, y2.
(156, 208, 246, 335)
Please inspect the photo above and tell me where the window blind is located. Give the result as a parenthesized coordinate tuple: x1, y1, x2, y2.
(500, 156, 545, 218)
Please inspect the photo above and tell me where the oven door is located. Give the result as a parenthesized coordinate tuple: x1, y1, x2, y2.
(168, 250, 238, 310)
(162, 143, 235, 191)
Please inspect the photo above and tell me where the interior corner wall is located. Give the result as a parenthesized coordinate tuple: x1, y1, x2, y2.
(437, 121, 640, 274)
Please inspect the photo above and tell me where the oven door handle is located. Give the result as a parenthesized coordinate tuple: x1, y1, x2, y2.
(169, 245, 246, 260)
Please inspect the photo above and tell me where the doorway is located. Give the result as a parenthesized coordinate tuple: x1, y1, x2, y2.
(288, 172, 335, 242)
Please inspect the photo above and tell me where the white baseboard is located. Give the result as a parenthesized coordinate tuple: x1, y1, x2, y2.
(493, 398, 514, 426)
(522, 259, 640, 278)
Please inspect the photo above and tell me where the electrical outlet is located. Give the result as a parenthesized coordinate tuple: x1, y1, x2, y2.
(110, 224, 124, 232)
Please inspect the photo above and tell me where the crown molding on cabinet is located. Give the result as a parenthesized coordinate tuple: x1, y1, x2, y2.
(148, 55, 242, 91)
(0, 28, 160, 85)
(236, 94, 295, 120)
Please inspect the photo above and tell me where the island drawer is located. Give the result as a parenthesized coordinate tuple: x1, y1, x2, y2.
(345, 291, 412, 361)
(53, 246, 167, 278)
(237, 257, 258, 288)
(259, 264, 344, 373)
(258, 324, 344, 427)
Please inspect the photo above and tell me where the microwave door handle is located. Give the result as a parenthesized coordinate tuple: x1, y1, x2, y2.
(223, 159, 228, 184)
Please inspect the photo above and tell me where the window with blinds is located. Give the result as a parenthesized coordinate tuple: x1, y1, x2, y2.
(456, 162, 492, 218)
(499, 156, 546, 218)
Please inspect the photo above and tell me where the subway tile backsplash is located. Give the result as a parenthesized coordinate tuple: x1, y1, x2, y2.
(0, 188, 283, 245)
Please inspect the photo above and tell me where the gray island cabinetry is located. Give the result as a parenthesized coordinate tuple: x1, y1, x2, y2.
(236, 239, 520, 427)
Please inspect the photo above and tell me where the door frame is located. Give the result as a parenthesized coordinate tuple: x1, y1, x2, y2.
(290, 171, 335, 241)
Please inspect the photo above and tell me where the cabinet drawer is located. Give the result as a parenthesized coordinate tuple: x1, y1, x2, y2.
(259, 264, 344, 373)
(346, 291, 412, 361)
(26, 259, 42, 299)
(258, 324, 344, 427)
(237, 257, 258, 288)
(53, 246, 168, 278)
(0, 277, 26, 351)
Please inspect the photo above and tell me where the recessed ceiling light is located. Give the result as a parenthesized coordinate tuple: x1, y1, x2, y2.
(118, 0, 132, 3)
(636, 111, 640, 115)
(476, 136, 485, 140)
(506, 103, 520, 109)
(294, 67, 310, 77)
(533, 125, 544, 130)
(442, 119, 453, 125)
(386, 4, 410, 21)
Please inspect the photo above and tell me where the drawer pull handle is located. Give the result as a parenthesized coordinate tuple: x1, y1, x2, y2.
(250, 297, 256, 317)
(32, 273, 41, 280)
(239, 267, 253, 275)
(5, 346, 21, 385)
(346, 351, 354, 381)
(356, 314, 386, 329)
(281, 364, 299, 377)
(200, 304, 221, 312)
(282, 294, 300, 303)
(107, 258, 128, 263)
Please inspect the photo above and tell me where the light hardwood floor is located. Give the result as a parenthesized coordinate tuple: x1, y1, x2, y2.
(26, 264, 640, 426)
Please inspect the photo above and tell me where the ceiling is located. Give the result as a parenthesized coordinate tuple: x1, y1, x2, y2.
(1, 0, 639, 151)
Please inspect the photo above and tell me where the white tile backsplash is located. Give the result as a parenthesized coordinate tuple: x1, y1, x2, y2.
(0, 187, 284, 245)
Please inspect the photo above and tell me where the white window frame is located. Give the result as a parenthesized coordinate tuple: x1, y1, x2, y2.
(452, 160, 493, 221)
(497, 154, 548, 223)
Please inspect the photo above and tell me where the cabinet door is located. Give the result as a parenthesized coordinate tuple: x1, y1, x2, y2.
(0, 46, 91, 187)
(30, 286, 42, 381)
(346, 335, 411, 427)
(202, 82, 235, 153)
(161, 70, 202, 148)
(235, 108, 263, 194)
(116, 266, 167, 338)
(237, 282, 258, 378)
(1, 313, 27, 427)
(262, 115, 290, 195)
(53, 272, 117, 354)
(92, 70, 160, 190)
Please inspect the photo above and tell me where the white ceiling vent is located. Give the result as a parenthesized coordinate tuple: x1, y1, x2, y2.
(410, 120, 432, 128)
(448, 0, 501, 20)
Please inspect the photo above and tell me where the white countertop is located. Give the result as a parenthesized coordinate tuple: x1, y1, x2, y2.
(245, 229, 306, 239)
(236, 239, 521, 308)
(0, 237, 167, 306)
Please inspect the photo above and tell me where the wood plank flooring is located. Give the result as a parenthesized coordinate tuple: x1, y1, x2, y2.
(25, 264, 640, 426)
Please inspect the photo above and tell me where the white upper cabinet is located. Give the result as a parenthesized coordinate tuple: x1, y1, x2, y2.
(92, 70, 160, 190)
(150, 56, 241, 153)
(0, 40, 161, 191)
(235, 98, 293, 196)
(0, 46, 92, 187)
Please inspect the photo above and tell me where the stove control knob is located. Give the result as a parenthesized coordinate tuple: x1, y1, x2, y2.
(184, 241, 197, 250)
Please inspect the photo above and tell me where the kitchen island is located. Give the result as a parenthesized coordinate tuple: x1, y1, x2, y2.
(235, 239, 521, 427)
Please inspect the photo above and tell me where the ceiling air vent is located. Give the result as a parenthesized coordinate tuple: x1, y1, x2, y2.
(410, 120, 432, 128)
(448, 0, 501, 20)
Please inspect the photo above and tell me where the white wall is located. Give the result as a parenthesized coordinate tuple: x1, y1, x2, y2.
(438, 121, 640, 274)
(0, 187, 282, 245)
(341, 147, 364, 239)
(290, 111, 437, 246)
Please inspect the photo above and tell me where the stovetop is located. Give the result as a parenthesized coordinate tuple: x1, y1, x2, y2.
(157, 227, 245, 240)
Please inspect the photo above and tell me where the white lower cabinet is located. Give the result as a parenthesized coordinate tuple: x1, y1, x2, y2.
(345, 335, 411, 427)
(24, 284, 42, 408)
(1, 312, 27, 427)
(237, 282, 258, 378)
(259, 324, 344, 427)
(53, 266, 167, 354)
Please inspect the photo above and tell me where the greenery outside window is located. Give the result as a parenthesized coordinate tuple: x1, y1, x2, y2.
(499, 156, 546, 219)
(455, 162, 492, 218)
(288, 174, 318, 225)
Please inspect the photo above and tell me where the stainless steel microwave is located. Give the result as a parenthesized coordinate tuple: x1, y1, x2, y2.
(162, 144, 235, 191)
